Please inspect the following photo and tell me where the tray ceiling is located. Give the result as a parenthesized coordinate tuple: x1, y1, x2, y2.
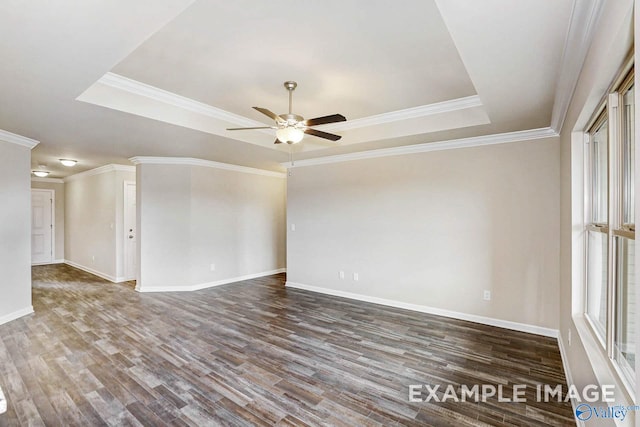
(0, 0, 577, 176)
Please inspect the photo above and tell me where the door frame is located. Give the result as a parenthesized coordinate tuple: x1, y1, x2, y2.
(31, 188, 55, 265)
(123, 180, 136, 281)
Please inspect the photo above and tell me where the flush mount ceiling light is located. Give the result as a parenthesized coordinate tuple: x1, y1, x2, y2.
(227, 81, 347, 145)
(59, 159, 77, 167)
(33, 171, 50, 178)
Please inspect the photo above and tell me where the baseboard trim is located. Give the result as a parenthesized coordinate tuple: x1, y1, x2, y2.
(137, 268, 287, 292)
(557, 333, 582, 426)
(0, 306, 34, 326)
(285, 282, 559, 338)
(64, 260, 127, 283)
(32, 259, 64, 266)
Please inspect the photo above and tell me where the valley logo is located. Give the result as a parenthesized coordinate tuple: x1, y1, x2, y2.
(575, 403, 639, 422)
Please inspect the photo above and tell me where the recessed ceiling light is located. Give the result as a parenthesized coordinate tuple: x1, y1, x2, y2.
(59, 159, 77, 167)
(33, 171, 50, 178)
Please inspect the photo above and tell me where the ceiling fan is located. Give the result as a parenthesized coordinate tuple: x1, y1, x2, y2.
(227, 81, 346, 144)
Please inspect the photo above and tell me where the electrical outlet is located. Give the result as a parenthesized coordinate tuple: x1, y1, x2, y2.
(210, 263, 216, 271)
(92, 255, 95, 264)
(353, 273, 359, 281)
(290, 224, 296, 232)
(339, 271, 345, 279)
(483, 290, 491, 301)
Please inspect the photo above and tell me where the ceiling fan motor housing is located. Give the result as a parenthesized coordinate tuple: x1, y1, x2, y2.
(279, 113, 304, 125)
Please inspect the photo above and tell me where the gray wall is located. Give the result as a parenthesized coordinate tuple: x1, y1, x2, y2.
(31, 180, 65, 261)
(65, 168, 135, 281)
(287, 137, 560, 330)
(0, 141, 32, 322)
(137, 163, 286, 290)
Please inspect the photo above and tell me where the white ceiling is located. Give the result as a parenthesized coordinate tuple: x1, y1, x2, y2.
(111, 0, 476, 118)
(0, 0, 576, 177)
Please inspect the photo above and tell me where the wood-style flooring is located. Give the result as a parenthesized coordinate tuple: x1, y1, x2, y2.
(0, 264, 575, 426)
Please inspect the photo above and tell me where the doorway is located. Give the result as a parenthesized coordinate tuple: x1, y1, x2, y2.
(124, 181, 136, 280)
(31, 189, 54, 265)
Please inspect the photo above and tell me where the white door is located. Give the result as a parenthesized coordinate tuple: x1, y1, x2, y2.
(31, 189, 53, 264)
(124, 182, 137, 280)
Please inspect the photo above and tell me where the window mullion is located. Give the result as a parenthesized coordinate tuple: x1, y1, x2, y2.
(606, 92, 620, 359)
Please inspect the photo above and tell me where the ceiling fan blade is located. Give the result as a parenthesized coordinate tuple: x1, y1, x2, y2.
(305, 114, 346, 127)
(274, 138, 282, 144)
(253, 107, 282, 123)
(304, 128, 342, 141)
(226, 126, 274, 131)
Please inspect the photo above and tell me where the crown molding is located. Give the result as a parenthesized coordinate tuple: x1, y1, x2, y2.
(550, 0, 606, 133)
(283, 127, 559, 168)
(322, 95, 483, 132)
(31, 177, 64, 184)
(0, 129, 39, 149)
(98, 73, 484, 138)
(99, 73, 266, 129)
(64, 164, 136, 182)
(129, 157, 286, 178)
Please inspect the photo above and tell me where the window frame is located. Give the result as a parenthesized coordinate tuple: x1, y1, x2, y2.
(583, 64, 636, 396)
(586, 109, 609, 227)
(618, 71, 635, 232)
(585, 107, 610, 348)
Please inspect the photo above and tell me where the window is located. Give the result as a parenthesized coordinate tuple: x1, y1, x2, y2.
(585, 66, 635, 392)
(586, 112, 609, 343)
(586, 230, 608, 339)
(615, 237, 635, 384)
(613, 74, 635, 388)
(622, 83, 635, 226)
(590, 115, 609, 224)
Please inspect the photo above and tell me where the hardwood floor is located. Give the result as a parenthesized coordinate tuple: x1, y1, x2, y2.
(0, 264, 574, 426)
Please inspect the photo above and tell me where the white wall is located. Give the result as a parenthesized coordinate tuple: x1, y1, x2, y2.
(287, 137, 560, 332)
(0, 141, 33, 324)
(136, 161, 286, 291)
(558, 0, 635, 421)
(65, 166, 135, 281)
(31, 180, 65, 261)
(137, 164, 190, 288)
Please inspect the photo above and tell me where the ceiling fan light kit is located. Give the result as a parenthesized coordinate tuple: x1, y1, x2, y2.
(276, 127, 304, 144)
(227, 81, 347, 145)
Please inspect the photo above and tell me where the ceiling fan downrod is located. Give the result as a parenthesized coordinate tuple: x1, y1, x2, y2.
(284, 81, 297, 115)
(279, 81, 304, 129)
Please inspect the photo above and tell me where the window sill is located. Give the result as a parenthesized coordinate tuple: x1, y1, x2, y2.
(573, 314, 636, 425)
